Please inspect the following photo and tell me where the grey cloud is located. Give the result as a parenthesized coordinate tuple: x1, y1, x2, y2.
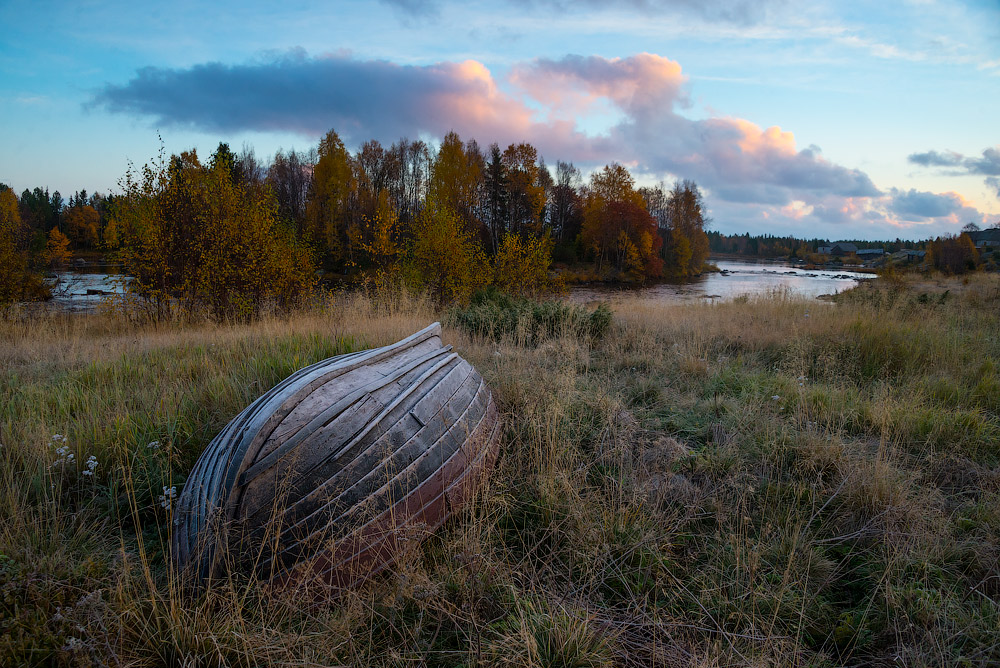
(967, 147, 1000, 176)
(91, 51, 490, 144)
(909, 146, 1000, 182)
(987, 177, 1000, 198)
(378, 0, 439, 18)
(909, 145, 1000, 203)
(509, 0, 784, 24)
(890, 188, 963, 219)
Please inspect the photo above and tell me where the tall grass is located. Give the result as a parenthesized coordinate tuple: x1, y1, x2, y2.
(1, 275, 998, 666)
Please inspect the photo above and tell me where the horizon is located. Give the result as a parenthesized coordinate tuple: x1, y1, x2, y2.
(2, 0, 999, 241)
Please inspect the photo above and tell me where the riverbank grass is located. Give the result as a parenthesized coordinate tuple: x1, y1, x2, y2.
(1, 274, 998, 666)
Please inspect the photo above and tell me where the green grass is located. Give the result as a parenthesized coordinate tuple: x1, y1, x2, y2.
(1, 275, 999, 666)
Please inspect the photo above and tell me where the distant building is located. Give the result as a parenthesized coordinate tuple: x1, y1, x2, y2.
(819, 242, 859, 256)
(856, 249, 885, 258)
(967, 229, 1000, 249)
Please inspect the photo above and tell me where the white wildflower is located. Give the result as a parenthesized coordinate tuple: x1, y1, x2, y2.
(771, 395, 781, 401)
(159, 485, 177, 510)
(82, 455, 98, 476)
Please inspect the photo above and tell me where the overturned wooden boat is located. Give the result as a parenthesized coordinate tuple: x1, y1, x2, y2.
(172, 323, 500, 591)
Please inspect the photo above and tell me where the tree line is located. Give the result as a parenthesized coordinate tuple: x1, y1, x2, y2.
(1, 129, 711, 316)
(708, 227, 997, 274)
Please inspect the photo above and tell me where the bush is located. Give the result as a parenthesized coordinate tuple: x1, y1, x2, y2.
(450, 287, 611, 345)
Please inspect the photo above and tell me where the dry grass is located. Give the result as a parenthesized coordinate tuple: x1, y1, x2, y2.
(1, 274, 998, 666)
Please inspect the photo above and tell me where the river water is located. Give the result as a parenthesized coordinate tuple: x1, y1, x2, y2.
(38, 259, 871, 312)
(44, 263, 126, 312)
(569, 259, 872, 304)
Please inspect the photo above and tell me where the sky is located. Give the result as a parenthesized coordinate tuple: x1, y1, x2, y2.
(1, 0, 998, 240)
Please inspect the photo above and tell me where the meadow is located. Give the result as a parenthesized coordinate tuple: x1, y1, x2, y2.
(1, 274, 998, 667)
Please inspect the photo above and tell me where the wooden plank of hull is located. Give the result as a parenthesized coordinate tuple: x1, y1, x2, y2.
(171, 322, 502, 591)
(241, 359, 479, 547)
(273, 395, 501, 592)
(258, 375, 490, 575)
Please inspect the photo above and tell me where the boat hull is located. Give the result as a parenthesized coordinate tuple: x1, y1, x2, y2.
(172, 322, 500, 590)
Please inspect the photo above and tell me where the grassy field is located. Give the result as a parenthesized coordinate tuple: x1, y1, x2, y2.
(1, 275, 998, 667)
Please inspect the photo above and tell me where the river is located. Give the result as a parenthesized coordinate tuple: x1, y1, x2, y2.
(569, 259, 872, 303)
(37, 258, 871, 312)
(44, 262, 127, 312)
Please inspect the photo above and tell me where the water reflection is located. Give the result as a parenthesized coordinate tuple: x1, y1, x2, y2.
(569, 259, 872, 303)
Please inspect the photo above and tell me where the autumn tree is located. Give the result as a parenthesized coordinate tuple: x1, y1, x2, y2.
(268, 148, 315, 237)
(0, 187, 41, 305)
(306, 129, 355, 266)
(406, 200, 488, 304)
(579, 164, 662, 281)
(660, 180, 710, 278)
(64, 204, 100, 247)
(493, 232, 554, 297)
(44, 227, 71, 269)
(429, 131, 484, 238)
(110, 147, 315, 321)
(928, 233, 979, 274)
(502, 143, 545, 237)
(551, 161, 584, 246)
(359, 189, 403, 270)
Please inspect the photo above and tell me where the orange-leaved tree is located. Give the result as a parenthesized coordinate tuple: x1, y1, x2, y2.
(580, 164, 662, 281)
(0, 187, 42, 305)
(64, 204, 100, 248)
(44, 227, 72, 269)
(306, 129, 355, 267)
(358, 189, 403, 271)
(429, 131, 484, 237)
(109, 147, 316, 321)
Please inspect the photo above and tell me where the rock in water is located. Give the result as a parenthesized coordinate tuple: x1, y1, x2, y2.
(172, 322, 500, 592)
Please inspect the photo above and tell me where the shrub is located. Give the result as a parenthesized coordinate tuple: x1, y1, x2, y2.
(450, 287, 611, 345)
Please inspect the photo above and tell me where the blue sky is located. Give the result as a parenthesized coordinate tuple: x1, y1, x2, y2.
(1, 0, 998, 239)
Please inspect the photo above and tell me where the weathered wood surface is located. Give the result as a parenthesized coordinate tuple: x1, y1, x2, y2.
(172, 322, 500, 590)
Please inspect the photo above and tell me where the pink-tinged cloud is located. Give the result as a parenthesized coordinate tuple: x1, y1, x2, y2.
(91, 50, 989, 237)
(510, 53, 688, 118)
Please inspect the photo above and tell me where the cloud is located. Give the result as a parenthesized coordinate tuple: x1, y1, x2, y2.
(987, 177, 1000, 198)
(91, 49, 986, 237)
(378, 0, 439, 18)
(909, 146, 1000, 175)
(909, 146, 1000, 201)
(509, 0, 781, 24)
(379, 0, 782, 23)
(91, 50, 550, 146)
(890, 188, 967, 219)
(908, 149, 965, 169)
